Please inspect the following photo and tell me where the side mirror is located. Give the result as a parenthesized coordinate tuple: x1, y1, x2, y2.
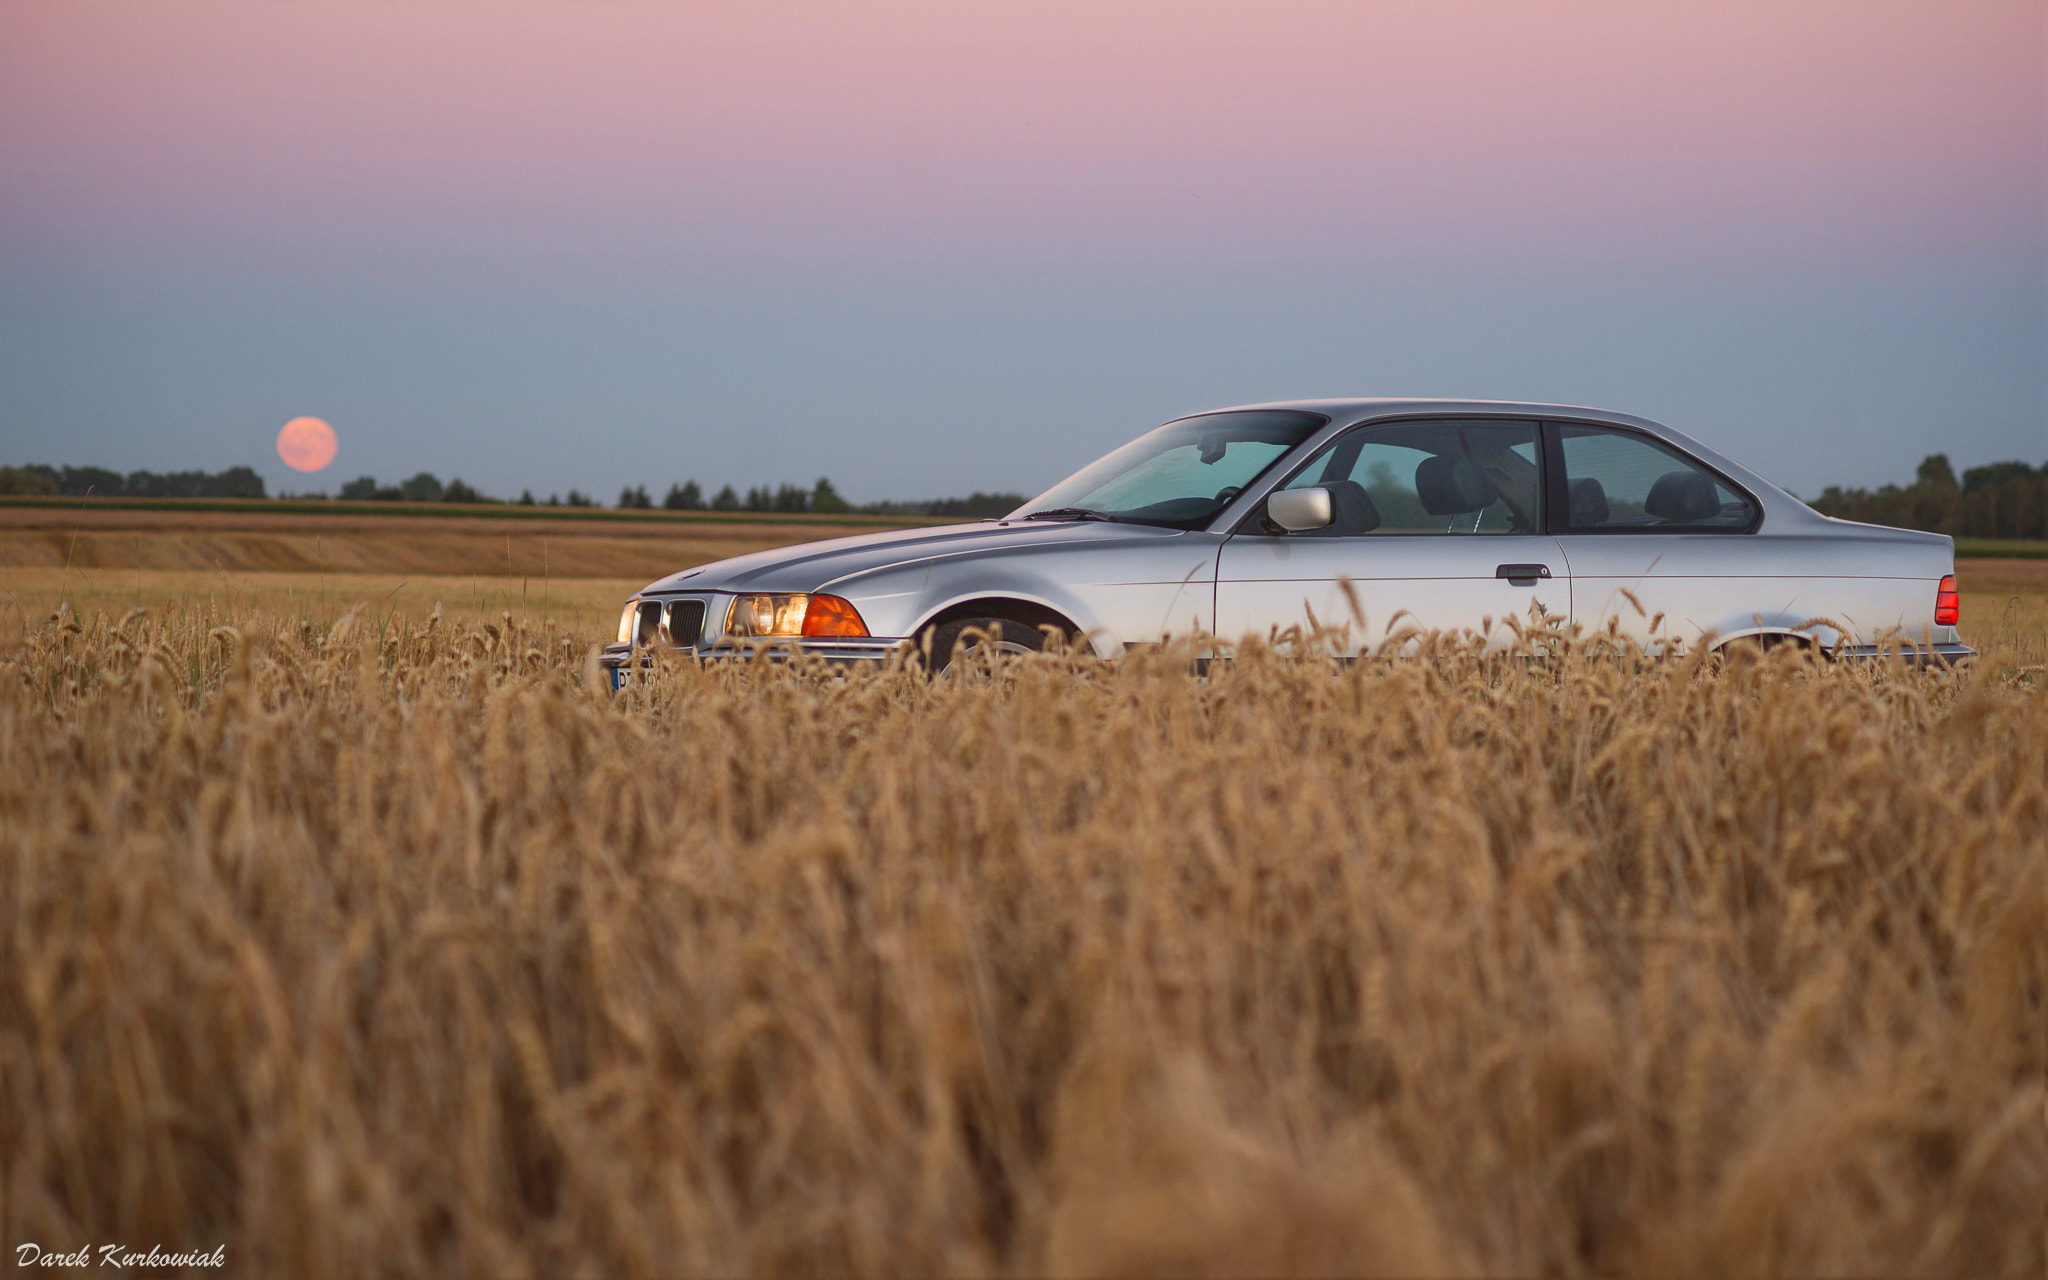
(1265, 487, 1333, 533)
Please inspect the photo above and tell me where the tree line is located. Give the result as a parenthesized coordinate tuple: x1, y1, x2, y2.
(1810, 454, 2048, 542)
(614, 478, 1024, 518)
(336, 473, 490, 503)
(0, 464, 266, 498)
(0, 461, 1025, 520)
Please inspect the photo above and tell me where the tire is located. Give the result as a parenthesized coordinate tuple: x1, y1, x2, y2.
(921, 616, 1048, 675)
(1721, 633, 1815, 658)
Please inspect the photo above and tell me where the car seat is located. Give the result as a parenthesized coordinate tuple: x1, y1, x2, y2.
(1415, 454, 1494, 515)
(1319, 479, 1382, 535)
(1644, 470, 1719, 523)
(1568, 476, 1609, 527)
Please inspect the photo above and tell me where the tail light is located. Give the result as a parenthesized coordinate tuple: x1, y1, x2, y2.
(800, 594, 869, 637)
(1934, 574, 1959, 627)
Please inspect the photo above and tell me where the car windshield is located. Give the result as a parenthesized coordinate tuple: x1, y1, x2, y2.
(1019, 410, 1325, 528)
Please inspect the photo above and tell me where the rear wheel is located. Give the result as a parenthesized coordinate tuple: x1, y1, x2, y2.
(1714, 633, 1821, 666)
(921, 616, 1049, 675)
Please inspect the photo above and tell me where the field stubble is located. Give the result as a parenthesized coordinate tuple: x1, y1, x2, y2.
(1, 598, 2044, 1277)
(0, 504, 935, 584)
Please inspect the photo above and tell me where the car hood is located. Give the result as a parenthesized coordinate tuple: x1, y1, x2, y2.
(637, 519, 1191, 595)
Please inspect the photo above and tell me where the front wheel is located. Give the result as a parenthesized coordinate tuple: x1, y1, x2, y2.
(920, 617, 1048, 675)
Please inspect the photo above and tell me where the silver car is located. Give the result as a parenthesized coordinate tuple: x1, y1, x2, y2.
(601, 398, 1971, 683)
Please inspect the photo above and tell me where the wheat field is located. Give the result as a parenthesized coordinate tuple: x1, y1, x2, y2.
(2, 596, 2044, 1277)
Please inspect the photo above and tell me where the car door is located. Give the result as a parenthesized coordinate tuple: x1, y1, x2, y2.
(1542, 421, 1770, 650)
(1215, 417, 1569, 651)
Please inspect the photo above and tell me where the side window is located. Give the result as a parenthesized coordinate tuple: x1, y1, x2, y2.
(1555, 425, 1756, 532)
(1277, 418, 1541, 536)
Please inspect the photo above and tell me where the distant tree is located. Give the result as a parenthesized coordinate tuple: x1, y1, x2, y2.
(210, 466, 266, 498)
(924, 492, 1029, 519)
(711, 484, 740, 511)
(744, 485, 772, 512)
(399, 472, 445, 502)
(546, 493, 561, 506)
(443, 478, 481, 503)
(771, 483, 808, 513)
(809, 477, 849, 514)
(565, 489, 593, 508)
(663, 480, 703, 511)
(1915, 454, 1958, 492)
(852, 492, 1026, 518)
(339, 476, 381, 501)
(121, 467, 261, 499)
(518, 489, 536, 505)
(0, 465, 56, 495)
(1962, 460, 2037, 493)
(618, 484, 652, 509)
(1957, 462, 2047, 540)
(52, 465, 124, 497)
(123, 466, 266, 498)
(1811, 452, 2048, 541)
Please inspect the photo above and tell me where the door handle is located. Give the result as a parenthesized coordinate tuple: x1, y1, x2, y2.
(1496, 563, 1552, 582)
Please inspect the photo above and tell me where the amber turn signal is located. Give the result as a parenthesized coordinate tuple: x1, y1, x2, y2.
(1934, 574, 1958, 627)
(801, 594, 869, 637)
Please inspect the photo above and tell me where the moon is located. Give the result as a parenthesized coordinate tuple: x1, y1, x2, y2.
(277, 417, 338, 472)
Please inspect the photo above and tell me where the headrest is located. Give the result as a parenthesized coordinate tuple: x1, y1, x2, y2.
(1414, 454, 1494, 515)
(1644, 470, 1719, 523)
(1568, 476, 1609, 527)
(1320, 479, 1382, 535)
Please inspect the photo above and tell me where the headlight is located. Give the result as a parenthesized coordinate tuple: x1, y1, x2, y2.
(617, 600, 639, 644)
(727, 594, 810, 637)
(725, 593, 869, 639)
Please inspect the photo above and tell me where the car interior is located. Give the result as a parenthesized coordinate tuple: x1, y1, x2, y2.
(1264, 420, 1759, 537)
(1414, 454, 1495, 515)
(1643, 470, 1722, 523)
(1568, 477, 1610, 526)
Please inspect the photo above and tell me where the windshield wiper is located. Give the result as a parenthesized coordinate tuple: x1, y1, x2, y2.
(1021, 507, 1116, 522)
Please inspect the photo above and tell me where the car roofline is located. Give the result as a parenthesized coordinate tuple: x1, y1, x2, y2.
(1192, 396, 1662, 427)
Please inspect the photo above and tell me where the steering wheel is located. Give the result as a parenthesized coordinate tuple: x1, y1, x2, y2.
(1212, 485, 1243, 503)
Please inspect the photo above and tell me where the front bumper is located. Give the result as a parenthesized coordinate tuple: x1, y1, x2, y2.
(599, 637, 906, 688)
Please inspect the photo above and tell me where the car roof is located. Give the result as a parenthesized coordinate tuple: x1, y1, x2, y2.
(1191, 397, 1666, 431)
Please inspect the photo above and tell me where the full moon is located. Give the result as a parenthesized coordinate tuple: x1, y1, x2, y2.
(277, 417, 338, 472)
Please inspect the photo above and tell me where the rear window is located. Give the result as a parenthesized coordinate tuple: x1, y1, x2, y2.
(1556, 425, 1756, 532)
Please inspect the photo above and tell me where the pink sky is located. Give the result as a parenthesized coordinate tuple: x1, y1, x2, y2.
(0, 1, 2041, 501)
(5, 1, 2039, 262)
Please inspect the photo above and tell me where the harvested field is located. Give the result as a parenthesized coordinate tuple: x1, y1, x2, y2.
(0, 567, 643, 635)
(1, 597, 2043, 1276)
(0, 503, 938, 582)
(1961, 556, 2048, 601)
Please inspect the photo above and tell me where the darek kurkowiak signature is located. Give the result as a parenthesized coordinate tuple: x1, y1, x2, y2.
(15, 1243, 226, 1268)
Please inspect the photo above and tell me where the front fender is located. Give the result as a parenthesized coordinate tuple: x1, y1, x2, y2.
(820, 563, 1117, 656)
(820, 532, 1222, 657)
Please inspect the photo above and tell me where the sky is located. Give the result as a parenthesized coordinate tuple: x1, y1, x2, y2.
(1, 0, 2043, 503)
